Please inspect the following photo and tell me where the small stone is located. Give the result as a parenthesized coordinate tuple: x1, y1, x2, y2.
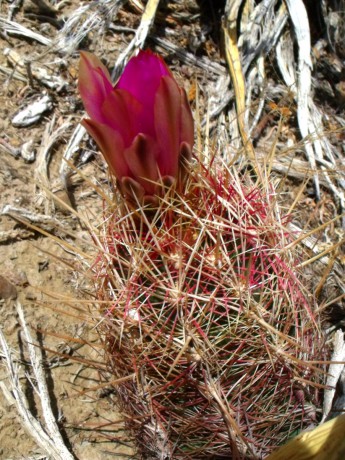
(25, 289, 37, 301)
(23, 0, 57, 16)
(0, 275, 17, 300)
(12, 94, 53, 127)
(54, 189, 72, 212)
(21, 139, 36, 163)
(38, 260, 49, 272)
(12, 270, 29, 286)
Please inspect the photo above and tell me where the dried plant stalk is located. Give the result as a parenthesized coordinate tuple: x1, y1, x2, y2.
(0, 303, 74, 460)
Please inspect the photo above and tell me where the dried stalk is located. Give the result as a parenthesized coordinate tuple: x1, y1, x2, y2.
(16, 302, 75, 459)
(111, 0, 161, 80)
(0, 303, 74, 460)
(0, 17, 52, 45)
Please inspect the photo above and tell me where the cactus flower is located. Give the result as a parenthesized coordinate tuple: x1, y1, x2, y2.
(78, 49, 194, 205)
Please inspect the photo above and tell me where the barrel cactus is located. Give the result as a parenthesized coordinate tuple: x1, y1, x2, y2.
(80, 49, 325, 458)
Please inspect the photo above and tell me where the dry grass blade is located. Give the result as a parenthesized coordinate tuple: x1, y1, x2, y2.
(151, 36, 226, 76)
(287, 220, 344, 275)
(0, 205, 92, 250)
(223, 0, 258, 176)
(241, 0, 288, 74)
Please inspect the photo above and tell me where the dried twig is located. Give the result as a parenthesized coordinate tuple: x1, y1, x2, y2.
(4, 48, 67, 91)
(151, 36, 226, 76)
(16, 302, 75, 459)
(59, 124, 87, 190)
(283, 0, 320, 199)
(0, 303, 74, 460)
(111, 0, 161, 80)
(34, 115, 73, 211)
(0, 138, 21, 158)
(0, 17, 52, 45)
(322, 330, 345, 422)
(53, 0, 126, 55)
(0, 205, 72, 237)
(223, 0, 259, 176)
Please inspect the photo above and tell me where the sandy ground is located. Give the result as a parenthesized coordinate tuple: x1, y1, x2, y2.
(0, 0, 344, 459)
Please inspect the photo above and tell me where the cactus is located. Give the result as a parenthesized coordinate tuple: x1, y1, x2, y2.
(92, 158, 325, 459)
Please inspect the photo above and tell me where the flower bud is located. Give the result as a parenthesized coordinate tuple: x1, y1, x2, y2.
(78, 49, 194, 205)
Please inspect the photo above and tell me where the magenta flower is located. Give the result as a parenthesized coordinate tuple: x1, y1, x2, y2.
(78, 49, 194, 205)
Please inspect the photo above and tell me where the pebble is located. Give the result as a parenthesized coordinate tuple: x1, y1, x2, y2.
(0, 275, 17, 300)
(11, 94, 53, 127)
(21, 139, 36, 162)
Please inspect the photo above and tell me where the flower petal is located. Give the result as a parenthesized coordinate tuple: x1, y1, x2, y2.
(154, 76, 181, 177)
(81, 119, 128, 178)
(124, 134, 160, 194)
(154, 175, 175, 198)
(142, 195, 159, 207)
(179, 88, 194, 148)
(118, 177, 159, 209)
(79, 52, 113, 123)
(119, 177, 145, 203)
(178, 141, 192, 186)
(116, 50, 171, 111)
(101, 89, 152, 145)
